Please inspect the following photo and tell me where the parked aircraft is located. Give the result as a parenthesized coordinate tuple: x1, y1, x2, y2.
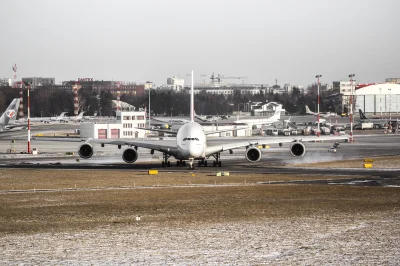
(0, 98, 25, 132)
(67, 112, 85, 123)
(305, 105, 337, 117)
(22, 112, 69, 123)
(233, 109, 281, 129)
(78, 71, 348, 170)
(358, 109, 396, 129)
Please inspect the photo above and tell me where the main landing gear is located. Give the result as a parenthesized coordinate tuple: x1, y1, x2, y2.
(176, 160, 186, 166)
(161, 153, 171, 167)
(197, 153, 222, 167)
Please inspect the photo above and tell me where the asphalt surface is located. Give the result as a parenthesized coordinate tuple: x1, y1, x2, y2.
(0, 122, 399, 181)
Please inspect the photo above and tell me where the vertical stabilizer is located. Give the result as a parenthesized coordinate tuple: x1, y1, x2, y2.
(0, 98, 20, 125)
(359, 109, 368, 120)
(190, 70, 194, 122)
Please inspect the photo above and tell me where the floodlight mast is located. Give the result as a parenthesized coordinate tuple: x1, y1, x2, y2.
(315, 75, 322, 137)
(349, 74, 355, 142)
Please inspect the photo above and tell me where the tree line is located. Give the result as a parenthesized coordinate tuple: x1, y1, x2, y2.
(0, 84, 340, 118)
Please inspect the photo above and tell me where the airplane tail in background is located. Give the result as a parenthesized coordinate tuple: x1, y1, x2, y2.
(271, 109, 281, 120)
(359, 109, 368, 120)
(305, 105, 313, 115)
(190, 70, 194, 122)
(0, 98, 20, 125)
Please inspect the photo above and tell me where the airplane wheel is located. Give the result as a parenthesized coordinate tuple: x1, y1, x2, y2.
(204, 161, 208, 167)
(167, 161, 171, 167)
(198, 161, 201, 167)
(161, 162, 165, 167)
(213, 161, 216, 167)
(218, 161, 222, 167)
(177, 161, 180, 166)
(183, 161, 186, 166)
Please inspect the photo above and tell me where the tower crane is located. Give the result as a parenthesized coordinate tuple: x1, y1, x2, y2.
(209, 73, 248, 86)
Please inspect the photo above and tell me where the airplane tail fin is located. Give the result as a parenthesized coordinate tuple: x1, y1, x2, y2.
(359, 109, 368, 120)
(305, 105, 312, 114)
(272, 109, 281, 120)
(0, 98, 20, 125)
(190, 70, 194, 122)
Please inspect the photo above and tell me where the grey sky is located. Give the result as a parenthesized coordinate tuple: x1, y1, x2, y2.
(1, 0, 399, 87)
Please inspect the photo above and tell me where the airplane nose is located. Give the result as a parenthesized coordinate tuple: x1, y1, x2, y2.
(189, 143, 202, 158)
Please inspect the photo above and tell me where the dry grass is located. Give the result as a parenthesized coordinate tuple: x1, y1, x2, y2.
(0, 169, 366, 191)
(0, 169, 398, 235)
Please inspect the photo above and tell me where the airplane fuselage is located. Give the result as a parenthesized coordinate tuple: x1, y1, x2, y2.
(176, 122, 206, 159)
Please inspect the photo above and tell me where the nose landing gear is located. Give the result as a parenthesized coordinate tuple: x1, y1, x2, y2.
(188, 158, 195, 170)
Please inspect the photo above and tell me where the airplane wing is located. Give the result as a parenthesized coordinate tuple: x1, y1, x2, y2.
(135, 127, 178, 135)
(204, 126, 250, 135)
(86, 138, 180, 157)
(205, 134, 349, 156)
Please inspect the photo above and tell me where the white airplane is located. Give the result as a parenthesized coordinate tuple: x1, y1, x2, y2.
(24, 112, 69, 123)
(305, 105, 337, 118)
(233, 109, 281, 129)
(0, 98, 25, 132)
(67, 112, 85, 123)
(78, 71, 348, 170)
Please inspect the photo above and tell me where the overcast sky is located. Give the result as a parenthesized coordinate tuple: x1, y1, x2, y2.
(1, 0, 399, 86)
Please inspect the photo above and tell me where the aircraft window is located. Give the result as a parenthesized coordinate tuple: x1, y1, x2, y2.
(183, 138, 187, 141)
(195, 138, 199, 141)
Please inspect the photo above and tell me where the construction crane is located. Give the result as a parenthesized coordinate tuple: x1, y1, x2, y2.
(209, 73, 248, 86)
(200, 74, 207, 85)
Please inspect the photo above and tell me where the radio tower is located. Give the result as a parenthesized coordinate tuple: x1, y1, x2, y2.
(12, 64, 24, 118)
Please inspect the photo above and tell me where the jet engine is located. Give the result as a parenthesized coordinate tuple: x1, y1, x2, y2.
(78, 143, 94, 159)
(245, 146, 262, 162)
(159, 124, 170, 129)
(290, 142, 306, 157)
(122, 148, 138, 163)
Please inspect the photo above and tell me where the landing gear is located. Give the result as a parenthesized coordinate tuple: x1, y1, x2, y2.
(211, 153, 222, 167)
(197, 159, 208, 167)
(176, 160, 186, 166)
(188, 158, 195, 170)
(161, 153, 171, 167)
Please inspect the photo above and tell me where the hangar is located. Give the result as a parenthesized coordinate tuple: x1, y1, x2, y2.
(354, 83, 400, 115)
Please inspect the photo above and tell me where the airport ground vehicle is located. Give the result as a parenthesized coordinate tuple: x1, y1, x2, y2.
(354, 122, 374, 130)
(333, 142, 340, 148)
(328, 147, 337, 153)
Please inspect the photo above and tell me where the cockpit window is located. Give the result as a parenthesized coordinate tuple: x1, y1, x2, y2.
(183, 137, 199, 141)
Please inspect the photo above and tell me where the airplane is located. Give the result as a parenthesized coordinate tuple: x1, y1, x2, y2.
(305, 105, 337, 118)
(195, 114, 229, 122)
(22, 112, 69, 123)
(0, 98, 26, 132)
(78, 70, 348, 170)
(233, 109, 281, 129)
(152, 111, 224, 129)
(358, 109, 397, 129)
(67, 112, 85, 123)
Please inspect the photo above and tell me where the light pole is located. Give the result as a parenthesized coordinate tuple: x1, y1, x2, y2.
(379, 87, 382, 119)
(24, 82, 31, 153)
(148, 86, 151, 129)
(315, 75, 322, 137)
(348, 74, 355, 142)
(389, 88, 392, 124)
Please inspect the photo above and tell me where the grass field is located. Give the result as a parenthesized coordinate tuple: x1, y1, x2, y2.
(0, 159, 399, 264)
